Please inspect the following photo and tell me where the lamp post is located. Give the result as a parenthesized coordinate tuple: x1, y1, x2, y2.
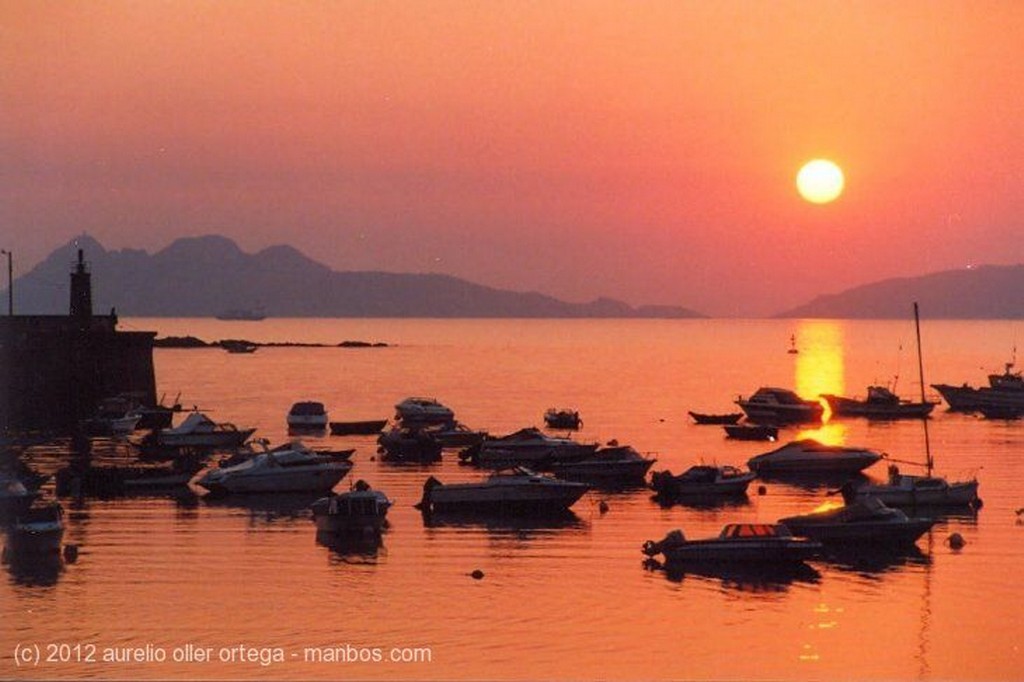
(0, 249, 10, 315)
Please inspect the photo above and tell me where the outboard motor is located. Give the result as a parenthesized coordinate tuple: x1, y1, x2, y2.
(415, 476, 443, 511)
(642, 529, 686, 557)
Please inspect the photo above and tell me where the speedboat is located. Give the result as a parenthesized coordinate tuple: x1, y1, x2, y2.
(149, 412, 256, 448)
(287, 401, 329, 430)
(841, 464, 980, 508)
(549, 445, 655, 486)
(421, 421, 488, 448)
(650, 464, 756, 497)
(642, 524, 822, 564)
(310, 481, 391, 536)
(735, 387, 824, 424)
(377, 427, 443, 462)
(394, 397, 455, 425)
(195, 449, 352, 495)
(416, 467, 589, 514)
(723, 423, 778, 441)
(747, 439, 882, 475)
(459, 427, 599, 468)
(7, 503, 65, 554)
(543, 408, 582, 429)
(779, 497, 935, 546)
(329, 419, 389, 436)
(821, 386, 937, 420)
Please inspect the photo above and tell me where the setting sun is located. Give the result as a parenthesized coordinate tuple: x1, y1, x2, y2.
(796, 159, 845, 204)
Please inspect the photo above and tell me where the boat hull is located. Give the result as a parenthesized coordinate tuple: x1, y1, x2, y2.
(782, 519, 935, 546)
(661, 539, 820, 564)
(159, 428, 256, 448)
(422, 480, 588, 515)
(723, 424, 778, 441)
(651, 472, 756, 497)
(550, 458, 654, 486)
(821, 395, 936, 419)
(844, 479, 979, 508)
(329, 420, 388, 435)
(199, 465, 351, 495)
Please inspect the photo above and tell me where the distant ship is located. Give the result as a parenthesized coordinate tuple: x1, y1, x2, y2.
(215, 308, 266, 321)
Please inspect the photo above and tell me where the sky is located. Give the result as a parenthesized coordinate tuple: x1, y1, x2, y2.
(3, 1, 1022, 316)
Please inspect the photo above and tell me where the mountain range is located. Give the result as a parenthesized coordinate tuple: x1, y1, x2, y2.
(775, 264, 1024, 319)
(6, 235, 705, 318)
(6, 235, 1021, 319)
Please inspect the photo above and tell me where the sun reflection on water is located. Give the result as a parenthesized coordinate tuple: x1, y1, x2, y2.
(793, 321, 845, 437)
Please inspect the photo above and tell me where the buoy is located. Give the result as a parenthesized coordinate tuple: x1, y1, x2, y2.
(63, 544, 79, 563)
(598, 500, 610, 514)
(470, 569, 484, 580)
(757, 485, 767, 496)
(947, 532, 966, 550)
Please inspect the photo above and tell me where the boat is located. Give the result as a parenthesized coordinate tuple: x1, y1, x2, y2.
(458, 427, 599, 468)
(329, 419, 389, 436)
(642, 524, 822, 564)
(787, 334, 799, 354)
(195, 449, 353, 495)
(310, 480, 391, 536)
(221, 340, 258, 354)
(7, 503, 65, 553)
(747, 439, 882, 475)
(80, 410, 141, 436)
(735, 387, 824, 424)
(843, 304, 981, 509)
(821, 385, 937, 420)
(216, 308, 266, 321)
(55, 459, 205, 496)
(932, 359, 1024, 412)
(688, 411, 743, 425)
(377, 426, 443, 462)
(286, 401, 329, 430)
(394, 397, 455, 425)
(723, 423, 778, 441)
(543, 408, 582, 429)
(778, 497, 935, 547)
(416, 467, 589, 515)
(548, 445, 656, 486)
(1, 474, 39, 520)
(421, 421, 489, 448)
(216, 439, 354, 469)
(649, 464, 756, 496)
(147, 412, 256, 449)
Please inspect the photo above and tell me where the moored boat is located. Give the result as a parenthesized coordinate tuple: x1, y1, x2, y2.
(148, 412, 256, 449)
(195, 449, 352, 495)
(841, 465, 980, 508)
(377, 426, 443, 462)
(394, 397, 455, 425)
(8, 503, 65, 554)
(310, 481, 391, 536)
(747, 439, 882, 475)
(821, 386, 937, 420)
(642, 524, 822, 564)
(459, 427, 599, 468)
(723, 424, 778, 441)
(779, 497, 935, 546)
(688, 411, 743, 425)
(287, 401, 329, 430)
(543, 408, 582, 429)
(416, 467, 589, 515)
(329, 419, 389, 436)
(1, 474, 39, 520)
(549, 445, 655, 486)
(650, 464, 755, 497)
(735, 387, 824, 424)
(422, 421, 489, 448)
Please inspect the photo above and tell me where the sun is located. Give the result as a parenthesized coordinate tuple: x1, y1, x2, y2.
(796, 159, 844, 204)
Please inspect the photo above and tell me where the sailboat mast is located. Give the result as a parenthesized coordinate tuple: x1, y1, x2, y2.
(913, 302, 934, 476)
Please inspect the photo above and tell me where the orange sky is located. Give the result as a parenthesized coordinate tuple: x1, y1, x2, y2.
(3, 1, 1022, 315)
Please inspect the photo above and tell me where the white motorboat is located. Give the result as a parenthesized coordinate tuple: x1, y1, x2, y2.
(150, 411, 256, 448)
(394, 397, 455, 425)
(747, 439, 881, 475)
(779, 498, 935, 546)
(735, 387, 824, 424)
(459, 427, 599, 468)
(287, 401, 329, 430)
(416, 467, 589, 514)
(650, 464, 756, 496)
(642, 524, 822, 564)
(549, 445, 656, 486)
(196, 449, 352, 495)
(310, 481, 391, 535)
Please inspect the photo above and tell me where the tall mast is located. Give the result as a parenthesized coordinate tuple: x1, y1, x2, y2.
(913, 302, 933, 476)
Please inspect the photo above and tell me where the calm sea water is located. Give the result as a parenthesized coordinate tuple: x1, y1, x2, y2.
(3, 318, 1023, 681)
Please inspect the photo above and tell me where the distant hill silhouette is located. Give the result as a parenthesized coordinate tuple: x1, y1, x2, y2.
(7, 235, 705, 319)
(776, 264, 1024, 319)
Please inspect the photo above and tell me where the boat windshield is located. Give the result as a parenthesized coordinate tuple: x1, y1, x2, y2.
(721, 523, 785, 538)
